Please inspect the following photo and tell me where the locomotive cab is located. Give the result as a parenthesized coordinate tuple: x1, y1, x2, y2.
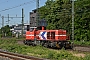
(37, 19, 47, 30)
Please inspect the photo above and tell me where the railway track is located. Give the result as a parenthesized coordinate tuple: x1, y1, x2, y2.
(0, 50, 48, 60)
(74, 44, 90, 48)
(73, 45, 90, 53)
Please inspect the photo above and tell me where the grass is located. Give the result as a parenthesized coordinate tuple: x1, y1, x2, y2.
(74, 40, 90, 46)
(0, 38, 90, 60)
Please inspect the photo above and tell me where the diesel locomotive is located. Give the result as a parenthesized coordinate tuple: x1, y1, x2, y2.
(23, 19, 72, 49)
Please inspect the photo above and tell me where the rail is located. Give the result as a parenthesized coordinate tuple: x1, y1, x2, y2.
(0, 50, 48, 60)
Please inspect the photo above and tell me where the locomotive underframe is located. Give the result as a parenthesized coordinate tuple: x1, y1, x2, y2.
(23, 39, 72, 49)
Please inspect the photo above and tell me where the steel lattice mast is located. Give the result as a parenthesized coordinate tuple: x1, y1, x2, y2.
(36, 0, 39, 27)
(72, 0, 74, 47)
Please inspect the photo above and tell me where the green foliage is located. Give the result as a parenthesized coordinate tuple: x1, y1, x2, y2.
(75, 0, 90, 41)
(84, 55, 90, 60)
(74, 40, 90, 46)
(0, 25, 12, 37)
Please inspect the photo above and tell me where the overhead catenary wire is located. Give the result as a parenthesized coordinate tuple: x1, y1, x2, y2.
(0, 0, 35, 12)
(0, 0, 9, 4)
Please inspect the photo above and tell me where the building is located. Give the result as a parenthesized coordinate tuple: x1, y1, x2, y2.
(30, 9, 37, 27)
(30, 9, 47, 30)
(10, 23, 29, 37)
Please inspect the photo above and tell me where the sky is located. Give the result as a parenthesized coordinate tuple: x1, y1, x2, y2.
(0, 0, 47, 28)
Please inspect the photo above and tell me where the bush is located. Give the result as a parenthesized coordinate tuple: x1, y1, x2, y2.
(84, 55, 90, 60)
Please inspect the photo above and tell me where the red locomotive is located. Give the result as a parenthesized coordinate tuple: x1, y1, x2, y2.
(23, 19, 72, 49)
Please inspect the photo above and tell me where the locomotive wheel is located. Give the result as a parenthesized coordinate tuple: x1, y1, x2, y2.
(64, 42, 73, 49)
(23, 40, 27, 45)
(55, 42, 63, 49)
(32, 42, 37, 46)
(43, 43, 48, 48)
(56, 43, 62, 49)
(41, 42, 44, 46)
(32, 40, 37, 46)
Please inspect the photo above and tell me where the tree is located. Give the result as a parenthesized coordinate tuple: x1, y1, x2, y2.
(75, 0, 90, 41)
(0, 25, 12, 37)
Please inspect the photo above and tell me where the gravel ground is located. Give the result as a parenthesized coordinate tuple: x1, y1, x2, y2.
(17, 40, 24, 45)
(0, 56, 11, 60)
(74, 46, 90, 52)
